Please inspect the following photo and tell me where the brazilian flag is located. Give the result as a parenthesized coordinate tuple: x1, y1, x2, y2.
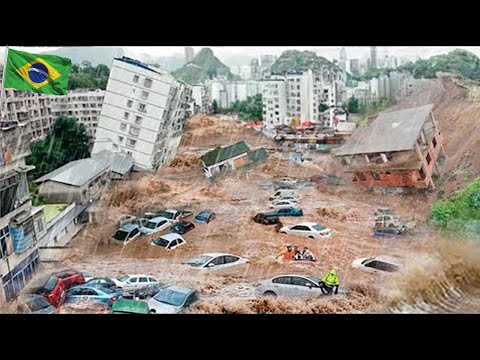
(4, 48, 71, 95)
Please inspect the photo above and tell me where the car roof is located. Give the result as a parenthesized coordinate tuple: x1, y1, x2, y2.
(196, 210, 212, 214)
(162, 284, 196, 295)
(271, 274, 319, 281)
(175, 221, 193, 226)
(124, 274, 155, 278)
(291, 222, 318, 226)
(121, 224, 139, 231)
(159, 233, 184, 241)
(148, 216, 169, 223)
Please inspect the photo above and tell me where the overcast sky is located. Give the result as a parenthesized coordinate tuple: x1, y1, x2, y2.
(2, 46, 480, 64)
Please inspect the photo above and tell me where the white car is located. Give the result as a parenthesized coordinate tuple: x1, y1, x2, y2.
(150, 233, 186, 250)
(183, 253, 250, 270)
(276, 177, 297, 186)
(255, 274, 331, 297)
(269, 199, 298, 209)
(140, 216, 171, 236)
(279, 222, 332, 239)
(352, 255, 400, 273)
(112, 274, 160, 292)
(148, 285, 199, 314)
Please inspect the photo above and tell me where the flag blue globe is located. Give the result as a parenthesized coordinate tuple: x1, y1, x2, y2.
(28, 63, 49, 83)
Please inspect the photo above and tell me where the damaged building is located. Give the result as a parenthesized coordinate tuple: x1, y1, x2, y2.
(201, 141, 268, 179)
(334, 104, 444, 188)
(0, 123, 47, 304)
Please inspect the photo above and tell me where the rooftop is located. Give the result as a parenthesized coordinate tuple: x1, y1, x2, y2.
(201, 141, 251, 166)
(35, 158, 109, 187)
(92, 150, 134, 176)
(334, 104, 434, 156)
(114, 56, 167, 76)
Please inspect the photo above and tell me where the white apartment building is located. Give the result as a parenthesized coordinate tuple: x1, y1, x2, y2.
(92, 57, 192, 172)
(51, 89, 105, 138)
(227, 82, 248, 104)
(3, 88, 53, 142)
(0, 124, 46, 305)
(262, 80, 287, 129)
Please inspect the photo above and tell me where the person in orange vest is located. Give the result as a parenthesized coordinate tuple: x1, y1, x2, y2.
(276, 244, 295, 261)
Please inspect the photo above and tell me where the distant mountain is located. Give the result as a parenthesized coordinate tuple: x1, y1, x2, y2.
(42, 47, 124, 67)
(172, 48, 236, 84)
(270, 50, 342, 74)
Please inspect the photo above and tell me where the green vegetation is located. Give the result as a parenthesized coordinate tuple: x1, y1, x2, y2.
(172, 48, 236, 85)
(270, 50, 340, 74)
(44, 204, 68, 223)
(346, 96, 390, 120)
(226, 94, 263, 121)
(211, 100, 219, 114)
(318, 103, 329, 112)
(431, 178, 480, 232)
(26, 117, 91, 180)
(68, 61, 110, 90)
(399, 49, 480, 81)
(346, 96, 359, 113)
(28, 180, 45, 206)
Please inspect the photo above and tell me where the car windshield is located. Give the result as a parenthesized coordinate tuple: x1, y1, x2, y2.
(305, 276, 321, 285)
(161, 212, 174, 220)
(195, 212, 209, 221)
(44, 277, 59, 293)
(312, 224, 326, 231)
(113, 230, 129, 241)
(153, 237, 170, 247)
(144, 221, 156, 229)
(98, 286, 115, 294)
(153, 289, 188, 307)
(186, 255, 213, 267)
(173, 224, 185, 231)
(26, 296, 51, 311)
(118, 275, 130, 282)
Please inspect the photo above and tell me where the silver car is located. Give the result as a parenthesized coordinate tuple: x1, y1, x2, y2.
(148, 285, 198, 314)
(255, 274, 326, 298)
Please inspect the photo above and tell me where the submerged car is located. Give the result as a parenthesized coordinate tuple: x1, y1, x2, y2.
(122, 283, 166, 300)
(112, 224, 141, 244)
(183, 253, 250, 270)
(252, 213, 280, 225)
(351, 255, 400, 273)
(66, 285, 122, 307)
(171, 221, 195, 235)
(140, 216, 171, 236)
(269, 199, 299, 209)
(51, 270, 85, 290)
(194, 210, 216, 224)
(35, 276, 67, 308)
(148, 285, 198, 314)
(151, 233, 186, 250)
(279, 222, 332, 239)
(255, 274, 329, 298)
(21, 294, 57, 314)
(272, 207, 303, 217)
(111, 298, 152, 314)
(111, 275, 160, 292)
(86, 277, 119, 290)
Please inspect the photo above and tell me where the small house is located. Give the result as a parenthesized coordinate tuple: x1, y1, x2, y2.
(201, 141, 251, 179)
(92, 150, 134, 180)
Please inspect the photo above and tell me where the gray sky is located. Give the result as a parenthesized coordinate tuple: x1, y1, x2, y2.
(2, 46, 480, 64)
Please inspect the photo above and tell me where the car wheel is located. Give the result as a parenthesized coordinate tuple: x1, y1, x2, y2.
(308, 236, 315, 239)
(264, 291, 277, 297)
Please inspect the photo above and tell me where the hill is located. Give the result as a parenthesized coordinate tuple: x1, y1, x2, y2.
(172, 48, 235, 84)
(270, 50, 341, 74)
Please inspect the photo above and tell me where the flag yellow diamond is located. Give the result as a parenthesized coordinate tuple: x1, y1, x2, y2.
(16, 57, 62, 89)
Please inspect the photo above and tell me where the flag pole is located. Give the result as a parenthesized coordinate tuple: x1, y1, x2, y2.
(0, 45, 8, 121)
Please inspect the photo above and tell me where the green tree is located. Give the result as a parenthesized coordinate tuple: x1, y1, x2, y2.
(318, 103, 329, 112)
(347, 96, 359, 113)
(68, 63, 110, 90)
(211, 100, 219, 113)
(223, 94, 263, 121)
(26, 117, 91, 180)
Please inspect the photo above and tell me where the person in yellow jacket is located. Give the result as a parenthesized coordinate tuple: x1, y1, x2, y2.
(319, 268, 340, 295)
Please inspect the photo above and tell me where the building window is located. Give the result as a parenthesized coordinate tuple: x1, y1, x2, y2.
(129, 126, 140, 136)
(144, 78, 153, 88)
(141, 91, 149, 100)
(127, 151, 132, 156)
(124, 112, 129, 120)
(0, 226, 11, 259)
(426, 152, 432, 165)
(133, 75, 139, 83)
(126, 100, 133, 108)
(432, 136, 437, 148)
(138, 103, 146, 113)
(120, 123, 127, 131)
(135, 116, 143, 124)
(127, 138, 137, 148)
(36, 219, 44, 233)
(118, 136, 124, 143)
(372, 172, 381, 180)
(418, 167, 426, 181)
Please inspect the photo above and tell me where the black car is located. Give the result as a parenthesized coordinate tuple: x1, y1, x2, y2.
(86, 277, 119, 290)
(171, 221, 195, 235)
(252, 213, 280, 225)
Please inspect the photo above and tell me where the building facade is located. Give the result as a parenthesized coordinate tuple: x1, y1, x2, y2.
(0, 124, 46, 305)
(262, 80, 287, 129)
(51, 89, 105, 139)
(92, 57, 193, 172)
(3, 89, 54, 142)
